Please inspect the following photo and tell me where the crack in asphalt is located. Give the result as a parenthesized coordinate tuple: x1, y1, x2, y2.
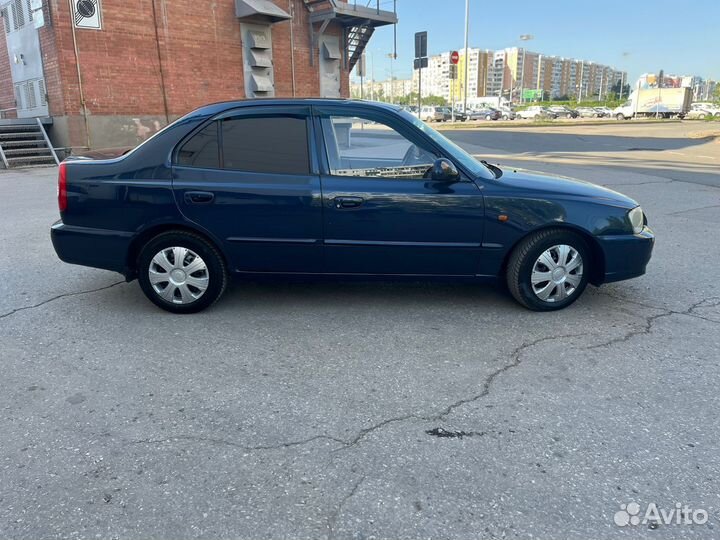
(326, 475, 365, 540)
(128, 433, 348, 452)
(585, 296, 720, 350)
(0, 281, 126, 320)
(421, 332, 587, 424)
(127, 296, 719, 459)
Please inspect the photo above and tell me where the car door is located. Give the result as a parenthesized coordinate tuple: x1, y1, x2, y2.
(172, 106, 323, 273)
(314, 105, 485, 275)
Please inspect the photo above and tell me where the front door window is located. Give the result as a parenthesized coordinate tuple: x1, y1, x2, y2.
(320, 115, 437, 179)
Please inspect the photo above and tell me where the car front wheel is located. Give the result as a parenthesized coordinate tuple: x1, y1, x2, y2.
(506, 229, 590, 311)
(137, 231, 228, 314)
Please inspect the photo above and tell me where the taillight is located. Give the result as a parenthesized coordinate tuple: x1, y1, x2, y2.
(58, 162, 67, 213)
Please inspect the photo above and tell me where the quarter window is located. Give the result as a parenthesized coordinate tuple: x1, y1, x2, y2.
(321, 115, 436, 179)
(221, 116, 309, 174)
(177, 122, 220, 169)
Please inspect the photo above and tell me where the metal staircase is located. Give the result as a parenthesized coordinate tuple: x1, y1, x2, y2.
(303, 0, 396, 70)
(0, 118, 59, 169)
(346, 25, 374, 71)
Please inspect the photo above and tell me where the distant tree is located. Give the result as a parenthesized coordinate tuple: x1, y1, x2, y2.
(423, 95, 447, 106)
(394, 93, 446, 106)
(609, 80, 631, 99)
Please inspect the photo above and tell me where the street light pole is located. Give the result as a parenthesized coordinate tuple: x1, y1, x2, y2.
(387, 53, 395, 104)
(462, 0, 469, 114)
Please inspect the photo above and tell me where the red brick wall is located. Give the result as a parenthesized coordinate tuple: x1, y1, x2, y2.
(0, 0, 352, 145)
(47, 0, 348, 120)
(0, 27, 16, 118)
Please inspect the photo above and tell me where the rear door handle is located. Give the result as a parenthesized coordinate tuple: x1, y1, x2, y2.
(334, 196, 364, 209)
(185, 191, 215, 204)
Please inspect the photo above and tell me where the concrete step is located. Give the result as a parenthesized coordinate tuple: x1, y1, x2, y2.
(0, 132, 44, 140)
(3, 147, 52, 156)
(0, 124, 42, 133)
(6, 155, 56, 166)
(0, 139, 46, 147)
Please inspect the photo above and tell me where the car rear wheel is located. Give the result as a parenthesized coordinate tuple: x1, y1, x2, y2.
(506, 229, 590, 311)
(137, 231, 227, 314)
(485, 115, 491, 121)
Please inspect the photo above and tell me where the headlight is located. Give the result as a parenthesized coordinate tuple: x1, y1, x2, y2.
(628, 206, 645, 234)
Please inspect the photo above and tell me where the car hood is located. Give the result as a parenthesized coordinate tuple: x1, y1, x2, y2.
(495, 168, 638, 209)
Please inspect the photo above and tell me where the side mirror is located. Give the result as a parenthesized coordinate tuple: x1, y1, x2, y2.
(430, 158, 459, 181)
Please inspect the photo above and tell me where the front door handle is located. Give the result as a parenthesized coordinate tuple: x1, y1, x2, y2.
(185, 191, 215, 204)
(334, 196, 364, 209)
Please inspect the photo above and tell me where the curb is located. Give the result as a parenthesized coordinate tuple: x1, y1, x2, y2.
(434, 119, 685, 130)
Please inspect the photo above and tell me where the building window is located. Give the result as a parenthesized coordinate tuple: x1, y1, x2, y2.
(1, 7, 10, 33)
(221, 116, 309, 175)
(12, 0, 24, 29)
(38, 79, 46, 106)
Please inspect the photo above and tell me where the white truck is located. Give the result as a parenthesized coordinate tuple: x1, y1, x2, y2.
(613, 87, 692, 120)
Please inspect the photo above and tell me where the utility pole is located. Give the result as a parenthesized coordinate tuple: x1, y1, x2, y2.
(536, 53, 542, 94)
(370, 51, 375, 101)
(578, 61, 584, 102)
(387, 53, 395, 104)
(619, 71, 624, 100)
(462, 0, 469, 114)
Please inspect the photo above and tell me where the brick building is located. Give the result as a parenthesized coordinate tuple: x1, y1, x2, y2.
(0, 0, 395, 151)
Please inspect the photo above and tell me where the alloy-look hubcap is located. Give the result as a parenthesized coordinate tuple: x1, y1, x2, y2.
(149, 247, 209, 304)
(531, 244, 583, 302)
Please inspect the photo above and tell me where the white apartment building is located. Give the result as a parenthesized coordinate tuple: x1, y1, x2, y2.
(414, 46, 626, 103)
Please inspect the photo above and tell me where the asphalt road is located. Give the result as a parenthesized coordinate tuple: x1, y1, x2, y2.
(1, 122, 719, 539)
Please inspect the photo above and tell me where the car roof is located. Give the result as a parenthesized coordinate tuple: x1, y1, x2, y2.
(188, 98, 404, 117)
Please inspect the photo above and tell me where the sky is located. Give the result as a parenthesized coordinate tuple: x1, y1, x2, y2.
(358, 0, 720, 84)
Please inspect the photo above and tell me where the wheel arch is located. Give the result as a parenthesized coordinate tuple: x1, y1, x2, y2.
(125, 222, 229, 280)
(499, 223, 606, 286)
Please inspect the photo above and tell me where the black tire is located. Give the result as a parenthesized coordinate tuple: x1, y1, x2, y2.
(506, 228, 591, 311)
(616, 113, 625, 120)
(137, 231, 228, 314)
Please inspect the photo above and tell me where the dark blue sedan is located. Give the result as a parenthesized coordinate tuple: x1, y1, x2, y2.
(51, 99, 654, 313)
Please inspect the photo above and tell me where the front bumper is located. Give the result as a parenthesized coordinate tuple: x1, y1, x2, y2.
(595, 226, 655, 284)
(51, 220, 133, 275)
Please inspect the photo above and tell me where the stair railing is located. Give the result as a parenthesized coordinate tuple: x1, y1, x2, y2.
(36, 118, 60, 165)
(0, 143, 8, 168)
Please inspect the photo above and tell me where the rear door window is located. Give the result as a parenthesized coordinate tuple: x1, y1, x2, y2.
(221, 116, 310, 174)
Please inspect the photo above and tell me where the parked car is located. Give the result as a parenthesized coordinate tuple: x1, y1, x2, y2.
(689, 103, 720, 117)
(468, 107, 501, 121)
(548, 106, 578, 118)
(686, 107, 714, 119)
(594, 106, 613, 117)
(516, 106, 557, 119)
(51, 99, 654, 313)
(420, 106, 446, 122)
(498, 107, 516, 120)
(576, 107, 601, 118)
(440, 107, 467, 121)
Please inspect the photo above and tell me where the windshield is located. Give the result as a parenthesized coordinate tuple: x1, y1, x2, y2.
(399, 110, 495, 180)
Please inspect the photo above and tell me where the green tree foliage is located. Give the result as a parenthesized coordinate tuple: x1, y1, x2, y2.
(395, 93, 447, 106)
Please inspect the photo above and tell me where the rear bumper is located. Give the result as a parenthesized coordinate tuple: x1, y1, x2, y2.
(596, 227, 655, 284)
(51, 221, 133, 275)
